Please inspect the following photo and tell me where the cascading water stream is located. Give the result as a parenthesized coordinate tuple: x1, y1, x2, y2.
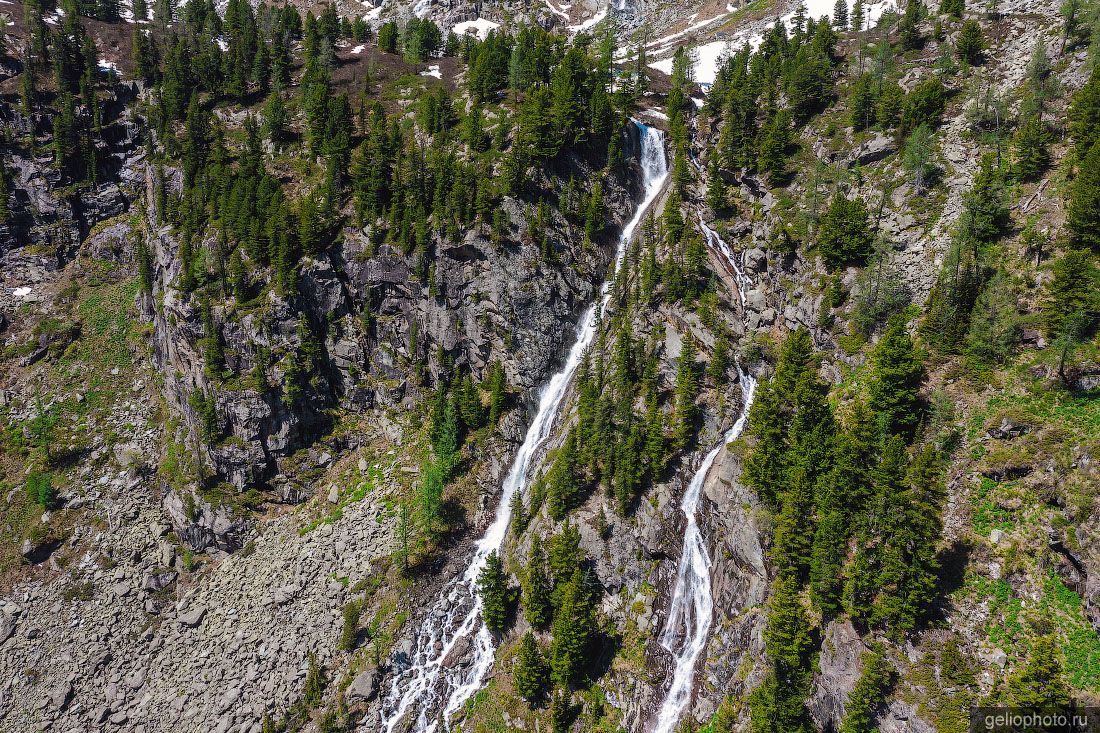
(699, 218, 752, 309)
(650, 222, 758, 733)
(380, 121, 669, 733)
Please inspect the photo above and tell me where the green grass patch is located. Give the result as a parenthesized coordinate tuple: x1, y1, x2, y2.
(1040, 570, 1100, 692)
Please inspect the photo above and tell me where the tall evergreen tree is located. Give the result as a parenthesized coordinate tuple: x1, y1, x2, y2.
(477, 550, 509, 635)
(523, 536, 552, 629)
(550, 568, 595, 689)
(513, 631, 549, 703)
(1068, 143, 1100, 250)
(868, 319, 923, 438)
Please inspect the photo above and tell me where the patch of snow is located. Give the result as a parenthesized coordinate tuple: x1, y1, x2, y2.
(646, 12, 729, 50)
(726, 2, 736, 10)
(98, 58, 120, 74)
(544, 0, 570, 18)
(568, 6, 607, 32)
(453, 17, 500, 40)
(650, 0, 902, 86)
(644, 109, 669, 120)
(364, 4, 384, 20)
(351, 44, 366, 54)
(420, 64, 442, 78)
(13, 287, 33, 299)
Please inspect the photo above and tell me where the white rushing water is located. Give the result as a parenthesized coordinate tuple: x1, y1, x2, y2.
(651, 367, 757, 733)
(381, 121, 669, 733)
(650, 220, 758, 733)
(699, 218, 752, 309)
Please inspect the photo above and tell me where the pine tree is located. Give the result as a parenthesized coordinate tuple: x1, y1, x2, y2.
(901, 76, 947, 134)
(849, 73, 877, 131)
(965, 271, 1019, 364)
(26, 471, 56, 510)
(514, 631, 549, 703)
(303, 654, 326, 708)
(523, 536, 552, 629)
(868, 319, 924, 438)
(477, 550, 509, 635)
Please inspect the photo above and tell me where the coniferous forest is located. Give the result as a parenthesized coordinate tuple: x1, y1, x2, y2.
(1, 0, 1100, 730)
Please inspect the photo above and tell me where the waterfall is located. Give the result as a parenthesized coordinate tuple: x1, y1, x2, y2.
(380, 121, 669, 733)
(650, 222, 758, 733)
(699, 218, 752, 309)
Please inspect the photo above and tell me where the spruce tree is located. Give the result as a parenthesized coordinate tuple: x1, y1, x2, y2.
(1012, 114, 1050, 181)
(477, 550, 509, 635)
(1001, 635, 1071, 708)
(809, 507, 847, 617)
(1045, 249, 1100, 339)
(514, 631, 549, 703)
(748, 574, 815, 733)
(671, 338, 701, 451)
(523, 536, 552, 629)
(838, 645, 895, 733)
(0, 157, 10, 225)
(868, 319, 923, 438)
(818, 191, 874, 268)
(833, 0, 849, 28)
(873, 442, 944, 636)
(550, 568, 594, 689)
(1068, 143, 1100, 250)
(955, 19, 985, 64)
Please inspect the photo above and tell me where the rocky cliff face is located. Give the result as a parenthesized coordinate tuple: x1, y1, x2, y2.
(0, 91, 653, 730)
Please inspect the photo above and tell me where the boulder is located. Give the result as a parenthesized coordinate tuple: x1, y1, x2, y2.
(345, 668, 381, 703)
(179, 607, 207, 628)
